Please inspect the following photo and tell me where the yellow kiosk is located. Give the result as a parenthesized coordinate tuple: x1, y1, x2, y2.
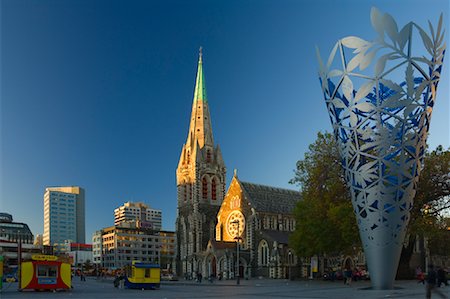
(124, 261, 160, 290)
(20, 254, 71, 291)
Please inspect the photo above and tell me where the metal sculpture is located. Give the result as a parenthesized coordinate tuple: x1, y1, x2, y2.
(316, 7, 445, 289)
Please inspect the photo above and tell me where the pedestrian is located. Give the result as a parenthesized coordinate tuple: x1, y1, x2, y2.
(437, 267, 448, 287)
(344, 267, 352, 285)
(417, 266, 425, 284)
(426, 264, 447, 299)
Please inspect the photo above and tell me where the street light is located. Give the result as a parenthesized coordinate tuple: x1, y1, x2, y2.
(230, 220, 240, 285)
(288, 251, 292, 280)
(184, 255, 188, 280)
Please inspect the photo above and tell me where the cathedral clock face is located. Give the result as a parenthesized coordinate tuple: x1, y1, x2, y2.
(226, 210, 245, 238)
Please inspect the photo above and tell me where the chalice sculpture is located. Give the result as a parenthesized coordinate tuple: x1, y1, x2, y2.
(317, 8, 445, 289)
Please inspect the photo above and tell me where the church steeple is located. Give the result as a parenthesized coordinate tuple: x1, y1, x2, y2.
(193, 47, 207, 103)
(186, 47, 214, 150)
(176, 49, 227, 276)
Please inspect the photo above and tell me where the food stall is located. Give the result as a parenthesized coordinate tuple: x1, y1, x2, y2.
(124, 261, 160, 290)
(20, 254, 71, 291)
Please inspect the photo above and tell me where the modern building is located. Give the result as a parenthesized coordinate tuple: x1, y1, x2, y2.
(159, 230, 176, 273)
(43, 186, 85, 253)
(92, 230, 103, 265)
(0, 212, 39, 268)
(114, 201, 162, 231)
(176, 49, 226, 276)
(0, 212, 34, 244)
(94, 221, 161, 269)
(65, 242, 93, 267)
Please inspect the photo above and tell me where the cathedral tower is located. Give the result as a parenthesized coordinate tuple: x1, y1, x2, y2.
(176, 49, 226, 276)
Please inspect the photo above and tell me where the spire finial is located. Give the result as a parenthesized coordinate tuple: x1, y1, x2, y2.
(199, 46, 203, 62)
(234, 169, 238, 178)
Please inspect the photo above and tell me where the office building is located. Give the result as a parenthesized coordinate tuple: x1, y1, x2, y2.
(114, 201, 162, 231)
(43, 186, 85, 252)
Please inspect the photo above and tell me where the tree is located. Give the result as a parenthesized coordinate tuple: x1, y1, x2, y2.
(397, 145, 450, 278)
(289, 132, 360, 257)
(290, 132, 450, 276)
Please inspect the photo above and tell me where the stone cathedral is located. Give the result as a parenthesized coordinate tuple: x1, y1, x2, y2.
(176, 50, 302, 280)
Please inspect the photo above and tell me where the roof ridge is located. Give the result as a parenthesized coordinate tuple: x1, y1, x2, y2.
(240, 180, 300, 194)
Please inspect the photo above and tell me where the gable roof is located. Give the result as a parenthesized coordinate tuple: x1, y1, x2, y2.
(239, 181, 301, 214)
(260, 230, 290, 244)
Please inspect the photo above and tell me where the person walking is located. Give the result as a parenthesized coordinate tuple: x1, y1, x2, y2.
(426, 264, 447, 299)
(437, 267, 448, 287)
(417, 266, 425, 284)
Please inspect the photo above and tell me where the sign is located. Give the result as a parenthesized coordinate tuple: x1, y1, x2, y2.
(38, 277, 57, 285)
(32, 255, 58, 261)
(311, 256, 318, 273)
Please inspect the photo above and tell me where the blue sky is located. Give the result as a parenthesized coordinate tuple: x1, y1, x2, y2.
(1, 0, 449, 241)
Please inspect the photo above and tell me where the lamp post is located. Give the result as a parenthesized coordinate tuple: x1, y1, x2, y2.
(231, 220, 240, 285)
(17, 230, 22, 291)
(288, 251, 292, 280)
(184, 256, 187, 280)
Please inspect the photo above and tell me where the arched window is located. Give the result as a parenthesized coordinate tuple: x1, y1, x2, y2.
(206, 149, 212, 163)
(258, 240, 269, 266)
(202, 176, 208, 200)
(211, 177, 217, 200)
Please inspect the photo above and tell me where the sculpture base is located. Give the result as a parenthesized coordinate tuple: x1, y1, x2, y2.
(364, 241, 403, 289)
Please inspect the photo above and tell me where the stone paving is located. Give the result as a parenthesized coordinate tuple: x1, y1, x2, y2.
(1, 277, 449, 299)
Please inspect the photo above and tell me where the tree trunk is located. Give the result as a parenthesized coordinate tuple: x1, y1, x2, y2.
(396, 235, 416, 279)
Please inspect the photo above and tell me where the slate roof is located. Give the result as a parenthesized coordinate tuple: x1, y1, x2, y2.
(260, 230, 290, 244)
(209, 240, 236, 250)
(240, 181, 301, 214)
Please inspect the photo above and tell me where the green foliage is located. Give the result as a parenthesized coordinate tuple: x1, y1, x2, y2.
(410, 145, 450, 254)
(289, 132, 360, 257)
(289, 132, 450, 261)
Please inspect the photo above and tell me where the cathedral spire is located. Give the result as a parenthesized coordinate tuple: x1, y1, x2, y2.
(193, 46, 207, 103)
(186, 48, 214, 149)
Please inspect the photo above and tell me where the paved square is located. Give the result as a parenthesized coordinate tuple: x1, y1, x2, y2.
(1, 277, 449, 299)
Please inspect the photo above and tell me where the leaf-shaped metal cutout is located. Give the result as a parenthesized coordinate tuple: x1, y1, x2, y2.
(405, 63, 415, 98)
(327, 43, 339, 70)
(370, 7, 384, 36)
(341, 36, 370, 49)
(398, 23, 411, 51)
(342, 75, 354, 100)
(360, 51, 377, 70)
(332, 98, 347, 109)
(347, 53, 363, 72)
(328, 69, 343, 78)
(355, 80, 375, 102)
(355, 102, 375, 113)
(375, 54, 390, 76)
(383, 13, 399, 43)
(417, 26, 434, 55)
(380, 79, 403, 94)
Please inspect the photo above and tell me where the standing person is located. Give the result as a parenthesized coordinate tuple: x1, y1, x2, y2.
(417, 266, 425, 284)
(344, 267, 352, 286)
(437, 267, 448, 287)
(426, 264, 447, 299)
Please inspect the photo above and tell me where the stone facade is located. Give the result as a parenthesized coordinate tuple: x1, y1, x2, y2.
(175, 51, 302, 280)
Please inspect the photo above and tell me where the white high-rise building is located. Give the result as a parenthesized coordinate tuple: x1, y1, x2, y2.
(114, 201, 162, 231)
(43, 186, 85, 252)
